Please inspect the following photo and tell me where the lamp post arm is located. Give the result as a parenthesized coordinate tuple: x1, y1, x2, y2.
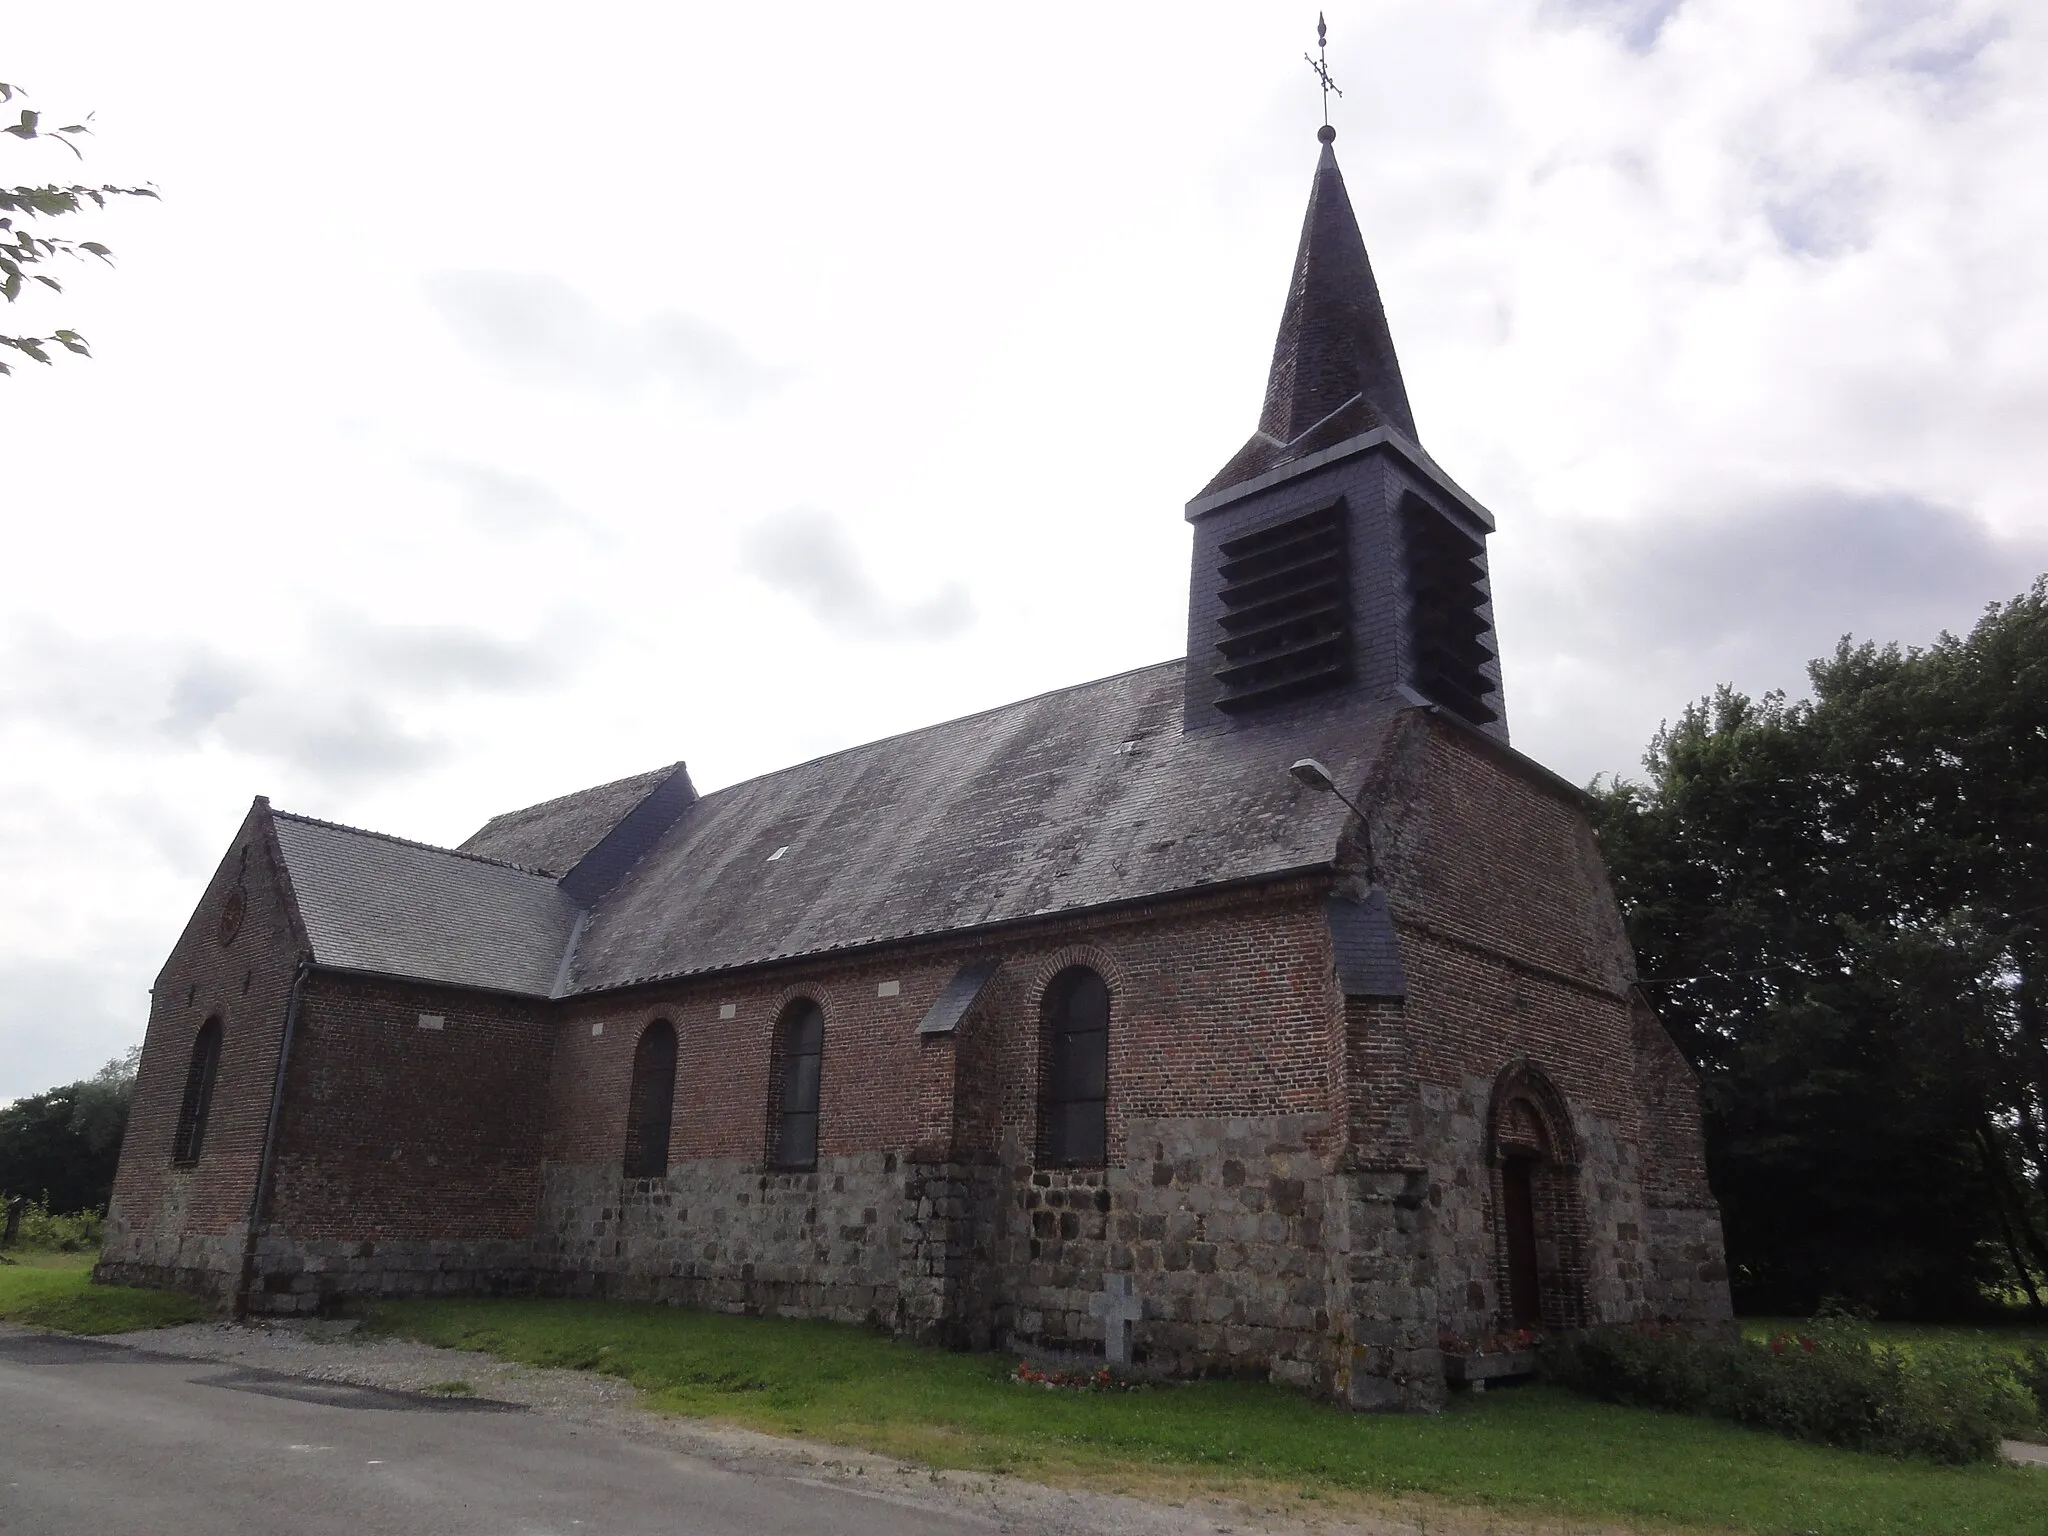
(1328, 786, 1380, 888)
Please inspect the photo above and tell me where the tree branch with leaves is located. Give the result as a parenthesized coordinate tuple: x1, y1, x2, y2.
(1, 82, 156, 375)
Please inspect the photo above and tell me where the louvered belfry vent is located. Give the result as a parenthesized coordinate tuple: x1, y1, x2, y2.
(1212, 498, 1353, 714)
(1401, 495, 1498, 727)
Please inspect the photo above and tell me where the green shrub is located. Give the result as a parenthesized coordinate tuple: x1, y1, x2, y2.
(2015, 1347, 2048, 1421)
(1546, 1322, 2035, 1465)
(3, 1200, 106, 1253)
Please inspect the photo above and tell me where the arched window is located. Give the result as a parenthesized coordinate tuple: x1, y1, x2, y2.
(1041, 967, 1109, 1166)
(172, 1017, 224, 1165)
(770, 1000, 824, 1170)
(622, 1019, 678, 1179)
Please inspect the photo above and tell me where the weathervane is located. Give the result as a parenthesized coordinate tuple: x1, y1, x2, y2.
(1305, 12, 1343, 138)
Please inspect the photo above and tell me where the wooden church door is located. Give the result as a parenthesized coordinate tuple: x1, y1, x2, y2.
(1502, 1155, 1542, 1328)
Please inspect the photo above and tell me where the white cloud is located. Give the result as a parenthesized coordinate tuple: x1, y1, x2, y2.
(741, 508, 974, 642)
(422, 271, 783, 405)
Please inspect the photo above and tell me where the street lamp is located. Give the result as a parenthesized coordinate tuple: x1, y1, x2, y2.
(1289, 757, 1379, 886)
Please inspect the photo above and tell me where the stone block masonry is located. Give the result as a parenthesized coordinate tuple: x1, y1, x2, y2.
(535, 1154, 903, 1323)
(1008, 1115, 1339, 1384)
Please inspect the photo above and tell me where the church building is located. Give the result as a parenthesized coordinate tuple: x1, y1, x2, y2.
(98, 123, 1731, 1411)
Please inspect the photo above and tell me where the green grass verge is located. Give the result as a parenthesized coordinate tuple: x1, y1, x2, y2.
(0, 1252, 206, 1333)
(366, 1297, 2048, 1536)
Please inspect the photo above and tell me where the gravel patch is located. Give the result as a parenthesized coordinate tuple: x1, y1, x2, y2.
(98, 1318, 1634, 1536)
(104, 1317, 639, 1418)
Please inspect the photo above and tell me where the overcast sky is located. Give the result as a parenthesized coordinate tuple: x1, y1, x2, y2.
(4, 0, 2043, 1101)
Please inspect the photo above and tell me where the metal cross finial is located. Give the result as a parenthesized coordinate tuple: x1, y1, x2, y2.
(1305, 12, 1343, 134)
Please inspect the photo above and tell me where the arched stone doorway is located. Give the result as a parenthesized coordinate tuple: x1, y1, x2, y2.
(1486, 1064, 1589, 1331)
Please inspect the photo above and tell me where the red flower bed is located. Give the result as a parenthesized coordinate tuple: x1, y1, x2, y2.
(1438, 1326, 1545, 1356)
(1010, 1359, 1138, 1392)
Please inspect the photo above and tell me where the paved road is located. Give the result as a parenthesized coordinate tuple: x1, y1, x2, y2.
(0, 1328, 995, 1536)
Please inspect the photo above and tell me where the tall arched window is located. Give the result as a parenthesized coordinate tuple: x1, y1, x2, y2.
(770, 1000, 824, 1170)
(172, 1017, 224, 1165)
(1041, 967, 1109, 1166)
(622, 1019, 678, 1179)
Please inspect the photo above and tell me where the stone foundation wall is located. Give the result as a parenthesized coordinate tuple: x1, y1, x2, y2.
(1419, 1076, 1647, 1341)
(998, 1114, 1340, 1387)
(1407, 1069, 1733, 1349)
(92, 1225, 249, 1310)
(1577, 1107, 1656, 1326)
(1329, 1165, 1442, 1410)
(898, 1158, 1007, 1347)
(241, 1234, 542, 1314)
(1644, 1204, 1734, 1326)
(533, 1152, 904, 1325)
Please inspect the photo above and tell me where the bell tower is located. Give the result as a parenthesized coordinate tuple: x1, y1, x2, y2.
(1183, 125, 1506, 740)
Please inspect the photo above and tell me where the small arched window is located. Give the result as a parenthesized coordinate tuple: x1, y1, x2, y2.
(1041, 967, 1109, 1166)
(622, 1020, 678, 1179)
(172, 1017, 224, 1165)
(771, 1000, 824, 1170)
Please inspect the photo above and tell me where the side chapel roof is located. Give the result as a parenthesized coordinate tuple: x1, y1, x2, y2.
(460, 763, 683, 874)
(271, 813, 581, 997)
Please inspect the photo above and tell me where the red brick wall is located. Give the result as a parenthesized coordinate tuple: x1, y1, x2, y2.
(961, 895, 1345, 1166)
(542, 880, 1344, 1177)
(1631, 992, 1716, 1208)
(1396, 931, 1635, 1134)
(548, 958, 939, 1168)
(101, 802, 309, 1294)
(1379, 714, 1635, 994)
(265, 974, 552, 1243)
(1382, 713, 1643, 1125)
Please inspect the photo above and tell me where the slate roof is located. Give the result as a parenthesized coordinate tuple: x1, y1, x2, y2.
(1327, 891, 1407, 999)
(263, 663, 1393, 999)
(272, 813, 582, 997)
(917, 959, 1001, 1036)
(459, 764, 682, 875)
(1202, 137, 1416, 498)
(560, 659, 1392, 991)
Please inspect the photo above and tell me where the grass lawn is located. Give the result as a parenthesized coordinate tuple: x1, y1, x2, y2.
(367, 1296, 2048, 1536)
(0, 1252, 206, 1333)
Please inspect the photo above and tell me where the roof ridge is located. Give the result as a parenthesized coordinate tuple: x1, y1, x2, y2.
(270, 809, 559, 879)
(688, 656, 1187, 804)
(475, 762, 682, 827)
(1278, 390, 1366, 450)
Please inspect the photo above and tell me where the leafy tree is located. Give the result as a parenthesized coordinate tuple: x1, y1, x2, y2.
(1595, 578, 2048, 1316)
(1, 83, 156, 373)
(0, 1046, 139, 1215)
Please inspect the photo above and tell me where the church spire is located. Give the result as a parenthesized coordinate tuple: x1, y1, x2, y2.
(1201, 130, 1418, 497)
(1262, 131, 1416, 445)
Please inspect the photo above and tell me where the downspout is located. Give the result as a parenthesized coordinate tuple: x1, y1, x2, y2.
(235, 957, 312, 1318)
